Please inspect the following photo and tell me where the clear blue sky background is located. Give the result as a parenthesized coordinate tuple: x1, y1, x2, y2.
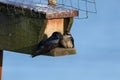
(2, 0, 120, 80)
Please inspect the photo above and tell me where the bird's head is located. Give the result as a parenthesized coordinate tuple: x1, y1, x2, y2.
(52, 32, 62, 39)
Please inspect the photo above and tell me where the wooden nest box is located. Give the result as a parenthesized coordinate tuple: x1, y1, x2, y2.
(0, 1, 78, 56)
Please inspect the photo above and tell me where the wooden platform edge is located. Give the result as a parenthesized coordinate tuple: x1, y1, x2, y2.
(46, 10, 79, 19)
(41, 48, 76, 56)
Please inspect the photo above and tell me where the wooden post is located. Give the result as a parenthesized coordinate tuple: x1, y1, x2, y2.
(0, 50, 3, 80)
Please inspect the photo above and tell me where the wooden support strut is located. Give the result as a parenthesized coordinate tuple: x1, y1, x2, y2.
(0, 50, 3, 80)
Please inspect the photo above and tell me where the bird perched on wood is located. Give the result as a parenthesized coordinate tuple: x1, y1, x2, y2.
(31, 32, 62, 58)
(60, 31, 74, 48)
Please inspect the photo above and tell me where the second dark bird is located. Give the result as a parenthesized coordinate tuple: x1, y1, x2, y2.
(32, 32, 62, 57)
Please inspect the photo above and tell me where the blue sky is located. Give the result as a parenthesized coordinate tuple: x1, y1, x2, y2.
(2, 0, 120, 80)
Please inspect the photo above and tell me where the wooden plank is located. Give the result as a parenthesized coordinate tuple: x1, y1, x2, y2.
(46, 10, 78, 19)
(0, 50, 3, 80)
(42, 48, 76, 56)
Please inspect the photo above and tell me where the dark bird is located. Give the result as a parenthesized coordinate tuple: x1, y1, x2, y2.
(31, 32, 62, 57)
(60, 31, 74, 48)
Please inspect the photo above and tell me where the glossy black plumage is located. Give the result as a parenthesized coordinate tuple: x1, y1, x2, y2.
(32, 32, 62, 57)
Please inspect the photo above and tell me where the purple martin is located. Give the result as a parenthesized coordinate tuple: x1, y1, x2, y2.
(32, 32, 62, 57)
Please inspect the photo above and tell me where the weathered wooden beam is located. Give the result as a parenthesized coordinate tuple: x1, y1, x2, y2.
(46, 10, 78, 19)
(0, 50, 3, 80)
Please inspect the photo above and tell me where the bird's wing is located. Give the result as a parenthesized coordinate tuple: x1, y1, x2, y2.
(70, 36, 74, 48)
